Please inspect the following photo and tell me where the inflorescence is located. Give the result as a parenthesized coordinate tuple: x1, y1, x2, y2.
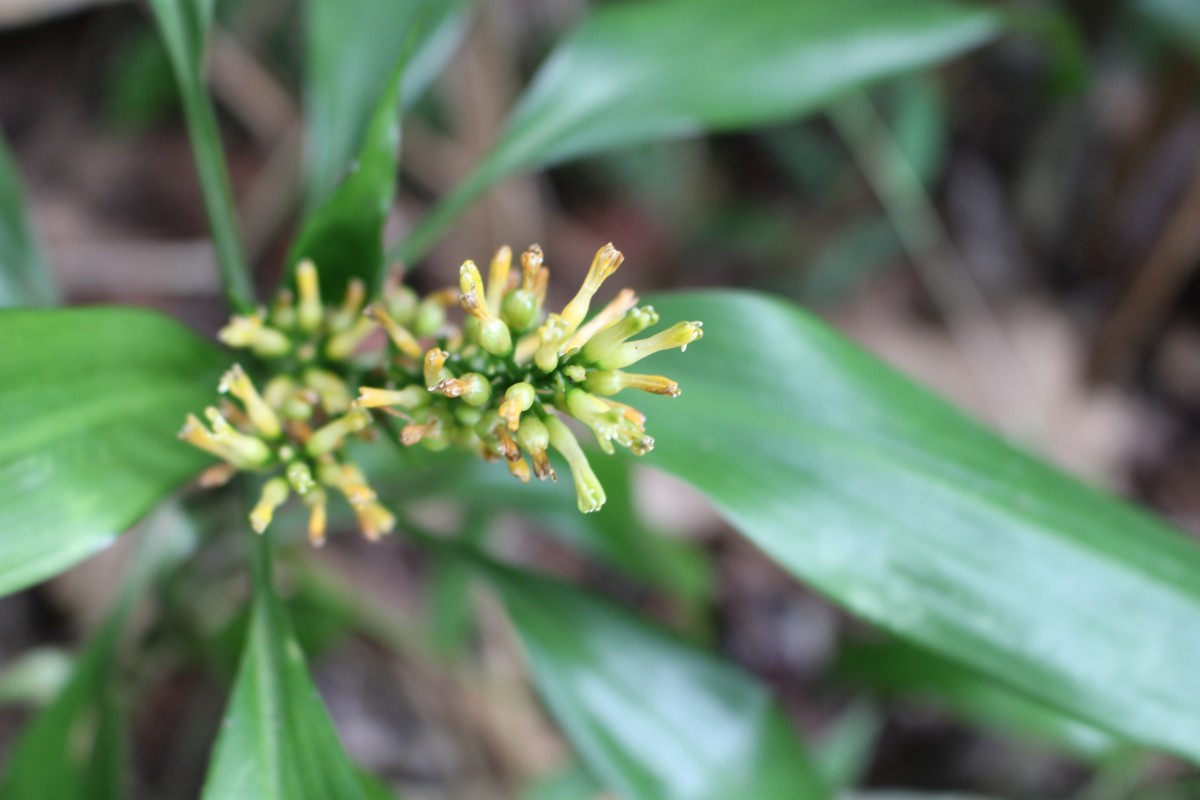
(180, 243, 702, 544)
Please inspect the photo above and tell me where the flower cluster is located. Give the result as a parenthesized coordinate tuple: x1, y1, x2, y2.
(178, 262, 394, 546)
(180, 243, 702, 541)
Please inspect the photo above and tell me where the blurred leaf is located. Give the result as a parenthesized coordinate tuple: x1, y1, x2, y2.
(0, 133, 56, 307)
(355, 769, 398, 800)
(0, 515, 195, 799)
(368, 445, 710, 608)
(201, 538, 366, 800)
(888, 77, 947, 187)
(103, 25, 179, 131)
(812, 704, 881, 791)
(634, 290, 1200, 763)
(486, 564, 827, 800)
(288, 55, 404, 302)
(837, 639, 1120, 759)
(399, 0, 1007, 261)
(147, 0, 253, 310)
(1134, 0, 1200, 61)
(800, 215, 901, 305)
(0, 308, 225, 597)
(521, 765, 603, 800)
(0, 625, 125, 800)
(303, 0, 468, 207)
(0, 649, 73, 707)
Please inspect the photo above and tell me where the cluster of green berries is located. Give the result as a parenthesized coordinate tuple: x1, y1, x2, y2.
(180, 243, 703, 542)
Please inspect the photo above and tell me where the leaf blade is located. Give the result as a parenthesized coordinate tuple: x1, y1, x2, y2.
(632, 290, 1200, 762)
(397, 0, 1006, 262)
(0, 308, 225, 596)
(486, 565, 827, 800)
(201, 538, 367, 800)
(0, 134, 57, 308)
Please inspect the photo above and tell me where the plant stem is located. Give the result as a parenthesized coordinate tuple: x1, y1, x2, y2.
(177, 77, 257, 313)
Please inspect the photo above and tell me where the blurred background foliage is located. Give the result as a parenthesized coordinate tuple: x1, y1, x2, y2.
(2, 0, 1200, 797)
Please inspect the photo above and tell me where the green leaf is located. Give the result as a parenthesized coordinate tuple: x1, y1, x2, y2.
(812, 704, 881, 791)
(201, 537, 367, 800)
(398, 0, 1006, 262)
(836, 639, 1119, 759)
(302, 0, 468, 207)
(486, 564, 827, 800)
(288, 56, 405, 302)
(1134, 0, 1200, 61)
(0, 133, 57, 308)
(148, 0, 254, 311)
(0, 625, 126, 800)
(0, 514, 195, 799)
(634, 290, 1200, 762)
(0, 307, 225, 596)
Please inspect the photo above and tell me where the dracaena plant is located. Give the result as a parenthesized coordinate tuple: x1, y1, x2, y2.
(1, 0, 1199, 798)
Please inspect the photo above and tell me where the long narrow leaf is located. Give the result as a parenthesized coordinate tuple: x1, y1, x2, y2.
(0, 308, 225, 596)
(201, 537, 366, 800)
(486, 564, 827, 800)
(632, 290, 1200, 762)
(0, 134, 57, 308)
(396, 0, 1006, 263)
(302, 0, 468, 207)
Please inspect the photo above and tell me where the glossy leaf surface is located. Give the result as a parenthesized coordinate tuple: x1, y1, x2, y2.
(0, 308, 225, 596)
(837, 639, 1119, 758)
(634, 290, 1200, 762)
(0, 134, 56, 308)
(201, 539, 366, 800)
(302, 0, 467, 206)
(487, 565, 827, 800)
(399, 0, 1005, 261)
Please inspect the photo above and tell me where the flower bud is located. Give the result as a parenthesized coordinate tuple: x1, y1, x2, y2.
(579, 306, 659, 364)
(304, 369, 353, 414)
(329, 278, 366, 332)
(583, 370, 680, 398)
(413, 296, 446, 336)
(499, 382, 535, 430)
(544, 414, 605, 513)
(304, 487, 328, 547)
(270, 289, 296, 330)
(356, 385, 429, 410)
(501, 289, 539, 333)
(486, 245, 513, 311)
(595, 321, 703, 370)
(250, 477, 290, 534)
(325, 316, 377, 361)
(431, 373, 492, 407)
(204, 407, 273, 466)
(219, 364, 282, 439)
(517, 416, 556, 482)
(366, 304, 422, 358)
(295, 260, 323, 332)
(307, 408, 371, 456)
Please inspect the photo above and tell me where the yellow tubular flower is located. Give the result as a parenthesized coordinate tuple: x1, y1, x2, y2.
(486, 245, 513, 312)
(559, 243, 623, 332)
(564, 288, 638, 354)
(516, 416, 555, 481)
(366, 304, 423, 358)
(583, 370, 681, 398)
(508, 457, 531, 483)
(250, 477, 290, 534)
(459, 261, 513, 356)
(595, 321, 704, 370)
(430, 373, 492, 407)
(307, 408, 371, 456)
(304, 369, 353, 415)
(304, 487, 328, 547)
(499, 382, 535, 430)
(219, 364, 282, 439)
(330, 278, 366, 332)
(355, 501, 395, 541)
(296, 260, 323, 332)
(179, 414, 240, 464)
(325, 315, 377, 361)
(579, 306, 660, 364)
(204, 407, 272, 466)
(356, 386, 429, 410)
(423, 348, 452, 388)
(544, 414, 605, 513)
